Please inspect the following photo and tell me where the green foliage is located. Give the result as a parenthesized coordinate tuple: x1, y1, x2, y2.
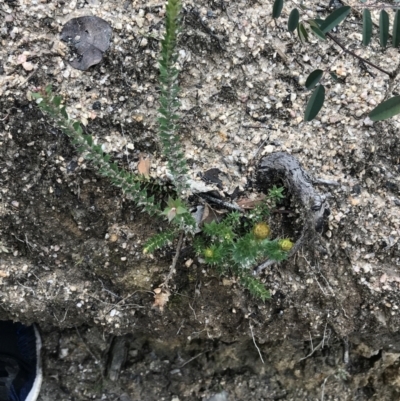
(203, 244, 227, 265)
(245, 186, 284, 229)
(158, 0, 188, 193)
(33, 1, 291, 302)
(304, 85, 325, 122)
(32, 86, 162, 216)
(161, 197, 196, 231)
(363, 9, 372, 46)
(231, 233, 261, 267)
(273, 2, 400, 121)
(143, 230, 178, 254)
(318, 6, 351, 34)
(202, 220, 236, 242)
(380, 10, 389, 48)
(268, 185, 285, 201)
(239, 274, 271, 301)
(394, 10, 400, 48)
(222, 211, 242, 233)
(297, 22, 308, 44)
(32, 0, 196, 240)
(196, 189, 289, 300)
(308, 20, 326, 41)
(248, 203, 270, 226)
(369, 96, 400, 121)
(305, 69, 323, 89)
(272, 0, 284, 19)
(162, 197, 189, 222)
(288, 9, 299, 32)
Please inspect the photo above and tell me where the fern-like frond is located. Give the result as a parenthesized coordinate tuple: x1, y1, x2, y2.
(202, 221, 235, 242)
(231, 234, 261, 268)
(143, 230, 178, 254)
(33, 87, 161, 216)
(261, 239, 287, 262)
(158, 0, 188, 193)
(239, 273, 271, 301)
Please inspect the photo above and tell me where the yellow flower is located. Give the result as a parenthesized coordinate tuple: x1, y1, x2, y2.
(253, 222, 271, 240)
(224, 232, 233, 241)
(203, 248, 214, 258)
(279, 239, 294, 251)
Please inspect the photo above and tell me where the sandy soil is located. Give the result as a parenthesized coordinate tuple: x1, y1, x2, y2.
(2, 0, 400, 399)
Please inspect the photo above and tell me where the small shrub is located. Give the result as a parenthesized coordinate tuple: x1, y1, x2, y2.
(32, 0, 294, 301)
(194, 188, 293, 300)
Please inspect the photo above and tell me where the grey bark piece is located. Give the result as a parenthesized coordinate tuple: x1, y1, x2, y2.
(256, 152, 338, 272)
(60, 16, 112, 70)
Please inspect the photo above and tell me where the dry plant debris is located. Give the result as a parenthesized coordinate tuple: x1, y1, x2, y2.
(60, 16, 112, 70)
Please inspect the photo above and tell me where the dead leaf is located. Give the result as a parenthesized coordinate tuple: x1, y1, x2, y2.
(201, 204, 227, 225)
(200, 204, 210, 223)
(203, 168, 223, 189)
(153, 288, 170, 311)
(218, 131, 228, 141)
(137, 153, 151, 177)
(60, 16, 112, 70)
(237, 194, 266, 209)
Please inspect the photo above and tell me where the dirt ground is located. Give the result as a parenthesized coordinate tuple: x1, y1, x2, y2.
(2, 0, 400, 400)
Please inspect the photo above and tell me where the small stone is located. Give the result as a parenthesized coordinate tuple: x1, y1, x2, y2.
(92, 101, 101, 110)
(109, 233, 118, 242)
(349, 197, 359, 206)
(22, 62, 34, 71)
(17, 54, 27, 64)
(60, 348, 69, 358)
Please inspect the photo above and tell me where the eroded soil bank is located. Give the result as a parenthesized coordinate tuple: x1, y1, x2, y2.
(2, 0, 400, 400)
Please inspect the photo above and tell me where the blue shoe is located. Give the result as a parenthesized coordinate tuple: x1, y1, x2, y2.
(0, 321, 42, 401)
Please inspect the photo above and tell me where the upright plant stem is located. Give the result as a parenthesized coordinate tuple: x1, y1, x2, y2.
(158, 0, 189, 193)
(162, 231, 184, 288)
